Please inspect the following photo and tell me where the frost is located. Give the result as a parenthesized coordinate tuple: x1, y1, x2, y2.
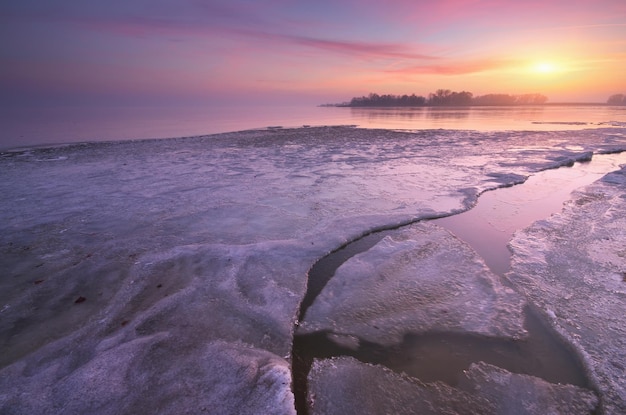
(1, 126, 625, 413)
(509, 164, 626, 414)
(307, 358, 597, 415)
(298, 223, 527, 344)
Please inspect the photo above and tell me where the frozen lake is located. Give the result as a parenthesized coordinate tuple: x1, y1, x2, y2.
(1, 124, 626, 414)
(293, 151, 626, 413)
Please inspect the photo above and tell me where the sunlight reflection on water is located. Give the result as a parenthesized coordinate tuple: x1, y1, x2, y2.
(2, 104, 625, 150)
(348, 105, 626, 131)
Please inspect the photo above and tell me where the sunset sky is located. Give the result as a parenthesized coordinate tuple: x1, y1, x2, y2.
(1, 0, 625, 107)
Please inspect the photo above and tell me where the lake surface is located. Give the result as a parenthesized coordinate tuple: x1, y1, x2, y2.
(2, 104, 625, 150)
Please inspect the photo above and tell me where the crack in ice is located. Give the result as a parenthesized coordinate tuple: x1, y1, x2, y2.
(290, 152, 626, 414)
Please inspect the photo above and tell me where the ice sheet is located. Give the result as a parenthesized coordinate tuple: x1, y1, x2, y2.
(508, 165, 626, 414)
(1, 126, 625, 413)
(307, 357, 597, 415)
(298, 222, 527, 344)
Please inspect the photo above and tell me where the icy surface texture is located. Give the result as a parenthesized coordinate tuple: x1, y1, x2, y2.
(1, 126, 625, 413)
(458, 362, 598, 414)
(308, 357, 596, 415)
(307, 356, 490, 415)
(509, 165, 626, 414)
(298, 222, 527, 344)
(0, 338, 295, 415)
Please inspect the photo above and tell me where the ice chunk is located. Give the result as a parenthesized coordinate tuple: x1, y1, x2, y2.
(307, 356, 491, 415)
(307, 358, 597, 415)
(459, 362, 598, 414)
(299, 222, 527, 345)
(509, 165, 626, 413)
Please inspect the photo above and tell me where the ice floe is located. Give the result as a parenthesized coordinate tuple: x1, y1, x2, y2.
(307, 357, 597, 415)
(298, 223, 527, 344)
(508, 164, 626, 414)
(1, 126, 626, 413)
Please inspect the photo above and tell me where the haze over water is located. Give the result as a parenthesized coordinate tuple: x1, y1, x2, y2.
(2, 104, 625, 150)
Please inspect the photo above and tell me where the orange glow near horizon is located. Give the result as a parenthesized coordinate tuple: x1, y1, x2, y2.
(1, 1, 625, 106)
(532, 62, 558, 74)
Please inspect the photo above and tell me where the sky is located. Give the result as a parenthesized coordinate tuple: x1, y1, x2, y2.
(1, 0, 625, 107)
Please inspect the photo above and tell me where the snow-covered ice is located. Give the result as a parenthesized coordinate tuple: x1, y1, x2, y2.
(307, 356, 488, 415)
(458, 361, 598, 414)
(1, 126, 626, 413)
(508, 164, 626, 414)
(307, 357, 598, 415)
(297, 223, 527, 344)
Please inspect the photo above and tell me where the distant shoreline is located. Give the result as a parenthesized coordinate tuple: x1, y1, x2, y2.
(322, 102, 610, 108)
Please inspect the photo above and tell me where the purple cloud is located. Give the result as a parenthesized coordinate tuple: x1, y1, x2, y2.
(383, 58, 516, 76)
(286, 35, 439, 60)
(14, 7, 441, 62)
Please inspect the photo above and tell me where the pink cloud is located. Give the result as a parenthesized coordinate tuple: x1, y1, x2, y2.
(287, 35, 438, 60)
(342, 0, 626, 33)
(230, 29, 440, 61)
(384, 58, 515, 76)
(56, 12, 442, 62)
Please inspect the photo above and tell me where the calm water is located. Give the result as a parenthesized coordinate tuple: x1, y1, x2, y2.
(1, 104, 625, 150)
(434, 151, 626, 276)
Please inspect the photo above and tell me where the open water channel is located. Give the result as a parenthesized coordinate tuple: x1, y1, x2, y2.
(292, 151, 626, 414)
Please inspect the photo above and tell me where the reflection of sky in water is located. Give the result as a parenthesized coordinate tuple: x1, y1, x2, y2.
(2, 105, 626, 150)
(349, 106, 626, 132)
(434, 152, 626, 276)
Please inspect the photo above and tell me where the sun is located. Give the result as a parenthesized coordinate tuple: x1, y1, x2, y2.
(532, 62, 557, 74)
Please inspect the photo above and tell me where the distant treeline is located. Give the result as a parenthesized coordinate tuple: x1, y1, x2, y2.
(607, 94, 626, 105)
(338, 90, 548, 107)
